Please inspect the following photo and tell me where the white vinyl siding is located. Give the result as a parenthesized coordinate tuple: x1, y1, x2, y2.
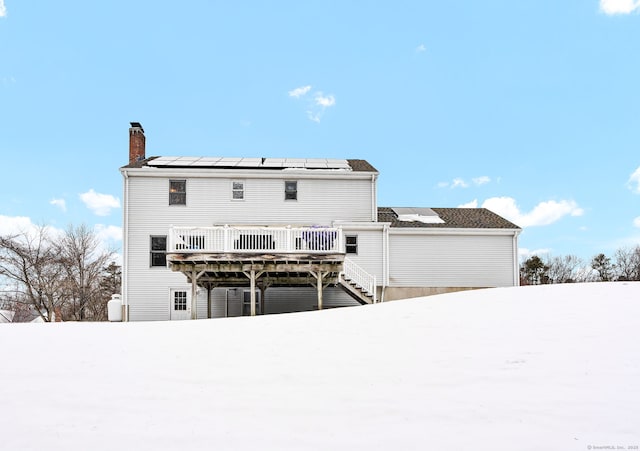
(338, 227, 384, 282)
(388, 232, 516, 288)
(128, 176, 373, 226)
(123, 171, 375, 320)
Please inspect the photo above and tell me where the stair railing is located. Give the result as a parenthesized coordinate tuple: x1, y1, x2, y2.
(342, 258, 378, 303)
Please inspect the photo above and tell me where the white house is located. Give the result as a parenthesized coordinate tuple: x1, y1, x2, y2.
(120, 123, 521, 321)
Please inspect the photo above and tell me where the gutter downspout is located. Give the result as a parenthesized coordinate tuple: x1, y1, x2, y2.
(383, 223, 390, 302)
(513, 230, 520, 286)
(371, 174, 377, 222)
(122, 170, 129, 321)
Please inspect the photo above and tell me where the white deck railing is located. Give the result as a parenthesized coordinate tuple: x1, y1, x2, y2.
(342, 258, 378, 303)
(168, 226, 344, 254)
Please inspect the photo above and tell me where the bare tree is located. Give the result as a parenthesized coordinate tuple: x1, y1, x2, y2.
(546, 254, 584, 284)
(0, 224, 116, 321)
(55, 224, 116, 321)
(87, 261, 122, 321)
(613, 246, 640, 281)
(0, 227, 67, 321)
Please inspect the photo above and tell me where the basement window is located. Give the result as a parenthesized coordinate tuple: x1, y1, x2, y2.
(285, 181, 297, 201)
(169, 180, 186, 205)
(345, 235, 358, 254)
(232, 181, 244, 200)
(150, 236, 167, 267)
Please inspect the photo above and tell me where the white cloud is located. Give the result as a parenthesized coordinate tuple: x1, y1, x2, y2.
(306, 111, 322, 123)
(0, 215, 121, 264)
(0, 215, 38, 237)
(95, 224, 122, 243)
(288, 85, 312, 98)
(315, 93, 335, 108)
(634, 217, 640, 228)
(600, 0, 640, 14)
(0, 216, 65, 242)
(628, 167, 640, 194)
(289, 85, 336, 123)
(439, 176, 491, 189)
(451, 178, 469, 189)
(0, 1, 6, 18)
(94, 224, 123, 265)
(80, 189, 120, 216)
(416, 44, 426, 53)
(50, 198, 67, 212)
(518, 247, 552, 261)
(458, 200, 478, 208)
(481, 196, 584, 228)
(472, 176, 491, 186)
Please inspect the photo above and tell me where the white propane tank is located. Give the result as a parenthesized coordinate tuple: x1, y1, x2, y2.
(107, 294, 122, 322)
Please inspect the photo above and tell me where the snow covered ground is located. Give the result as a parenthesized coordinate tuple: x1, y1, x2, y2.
(1, 283, 639, 451)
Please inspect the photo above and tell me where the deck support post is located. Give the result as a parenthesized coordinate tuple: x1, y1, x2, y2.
(191, 269, 198, 320)
(317, 272, 323, 310)
(309, 270, 326, 310)
(250, 269, 256, 316)
(316, 271, 324, 310)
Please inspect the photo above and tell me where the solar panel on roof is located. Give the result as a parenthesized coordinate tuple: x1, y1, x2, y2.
(262, 159, 285, 167)
(304, 161, 328, 168)
(146, 156, 353, 170)
(391, 207, 445, 224)
(238, 158, 263, 167)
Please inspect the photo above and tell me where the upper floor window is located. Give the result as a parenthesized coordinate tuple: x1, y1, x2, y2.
(150, 236, 167, 267)
(232, 181, 244, 200)
(169, 180, 186, 205)
(345, 235, 358, 254)
(285, 181, 297, 201)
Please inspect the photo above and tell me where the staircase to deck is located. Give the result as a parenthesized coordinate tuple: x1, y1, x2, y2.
(340, 258, 377, 305)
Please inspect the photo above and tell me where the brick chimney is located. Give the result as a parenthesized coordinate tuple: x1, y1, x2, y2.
(129, 122, 145, 165)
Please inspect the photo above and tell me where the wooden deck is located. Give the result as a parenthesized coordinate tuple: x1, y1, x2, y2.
(167, 252, 345, 287)
(165, 226, 375, 317)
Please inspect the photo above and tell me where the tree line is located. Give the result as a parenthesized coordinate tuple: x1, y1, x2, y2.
(520, 245, 640, 285)
(0, 224, 121, 322)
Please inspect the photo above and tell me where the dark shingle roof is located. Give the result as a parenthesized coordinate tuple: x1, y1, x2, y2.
(121, 156, 159, 169)
(347, 159, 378, 172)
(378, 207, 521, 230)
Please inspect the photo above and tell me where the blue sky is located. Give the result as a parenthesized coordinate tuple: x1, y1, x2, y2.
(1, 0, 639, 264)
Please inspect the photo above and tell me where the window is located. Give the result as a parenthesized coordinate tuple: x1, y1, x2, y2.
(173, 291, 187, 311)
(232, 181, 244, 200)
(150, 236, 167, 267)
(345, 235, 358, 254)
(285, 181, 297, 200)
(169, 180, 186, 205)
